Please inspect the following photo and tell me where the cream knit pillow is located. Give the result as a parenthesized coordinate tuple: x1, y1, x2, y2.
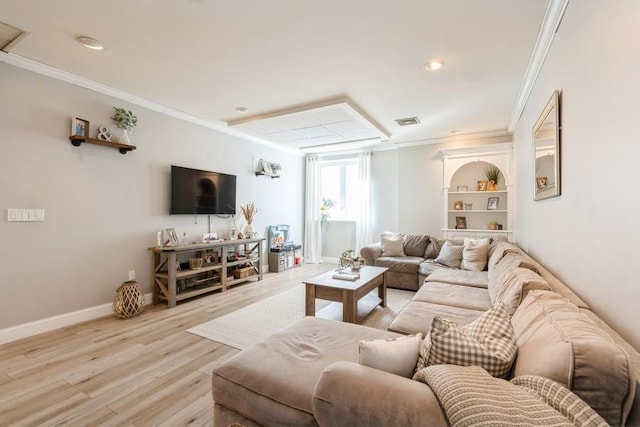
(460, 237, 490, 271)
(380, 232, 405, 256)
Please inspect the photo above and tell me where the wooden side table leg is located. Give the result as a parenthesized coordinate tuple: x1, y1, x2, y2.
(168, 252, 177, 308)
(379, 274, 387, 308)
(305, 284, 316, 317)
(343, 290, 356, 323)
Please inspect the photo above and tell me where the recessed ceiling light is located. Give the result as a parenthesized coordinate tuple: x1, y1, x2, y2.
(235, 107, 249, 114)
(424, 60, 443, 71)
(76, 36, 104, 50)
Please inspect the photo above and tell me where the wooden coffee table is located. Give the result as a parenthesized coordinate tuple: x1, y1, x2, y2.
(303, 266, 388, 323)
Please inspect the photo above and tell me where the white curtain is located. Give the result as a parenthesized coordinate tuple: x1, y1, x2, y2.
(304, 155, 323, 263)
(355, 151, 373, 252)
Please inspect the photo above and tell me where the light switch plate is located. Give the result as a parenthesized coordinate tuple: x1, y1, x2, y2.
(7, 209, 45, 222)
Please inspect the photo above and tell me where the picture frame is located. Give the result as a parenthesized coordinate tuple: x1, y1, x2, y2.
(536, 176, 549, 190)
(71, 117, 90, 138)
(202, 232, 218, 243)
(476, 180, 488, 191)
(487, 197, 499, 210)
(202, 251, 218, 264)
(165, 228, 179, 246)
(455, 216, 467, 230)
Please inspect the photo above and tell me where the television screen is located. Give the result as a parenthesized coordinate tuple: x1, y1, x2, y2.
(171, 165, 236, 215)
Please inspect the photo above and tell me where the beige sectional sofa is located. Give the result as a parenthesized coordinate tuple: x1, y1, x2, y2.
(211, 240, 640, 426)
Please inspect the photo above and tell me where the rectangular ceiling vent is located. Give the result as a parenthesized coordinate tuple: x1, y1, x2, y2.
(395, 117, 420, 126)
(0, 21, 29, 52)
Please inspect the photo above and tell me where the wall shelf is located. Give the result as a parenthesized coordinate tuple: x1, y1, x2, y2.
(69, 135, 136, 154)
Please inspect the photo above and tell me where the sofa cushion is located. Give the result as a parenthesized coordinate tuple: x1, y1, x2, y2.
(511, 290, 635, 426)
(418, 259, 450, 276)
(415, 302, 516, 378)
(374, 256, 422, 274)
(487, 241, 521, 271)
(424, 237, 443, 259)
(414, 364, 608, 427)
(359, 333, 423, 378)
(460, 237, 490, 272)
(413, 281, 492, 312)
(381, 232, 405, 256)
(425, 269, 489, 289)
(488, 252, 540, 304)
(434, 240, 464, 269)
(494, 267, 551, 315)
(403, 234, 430, 257)
(388, 301, 484, 336)
(212, 317, 398, 426)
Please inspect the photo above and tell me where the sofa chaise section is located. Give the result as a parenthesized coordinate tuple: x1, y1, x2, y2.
(211, 316, 398, 426)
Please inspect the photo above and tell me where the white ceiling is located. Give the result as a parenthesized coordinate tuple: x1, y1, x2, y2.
(0, 0, 552, 153)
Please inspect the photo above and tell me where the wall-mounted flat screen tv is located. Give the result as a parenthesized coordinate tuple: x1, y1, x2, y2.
(171, 165, 236, 215)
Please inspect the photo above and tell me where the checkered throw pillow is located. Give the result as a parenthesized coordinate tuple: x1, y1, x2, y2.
(415, 302, 517, 378)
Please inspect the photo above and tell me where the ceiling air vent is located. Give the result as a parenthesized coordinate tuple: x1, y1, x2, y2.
(395, 117, 420, 126)
(0, 21, 29, 52)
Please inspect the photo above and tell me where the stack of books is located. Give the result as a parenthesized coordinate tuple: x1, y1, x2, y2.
(332, 271, 360, 281)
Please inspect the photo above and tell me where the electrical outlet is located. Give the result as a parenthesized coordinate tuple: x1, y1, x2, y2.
(128, 270, 136, 281)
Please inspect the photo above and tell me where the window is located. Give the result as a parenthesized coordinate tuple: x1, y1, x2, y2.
(320, 158, 361, 221)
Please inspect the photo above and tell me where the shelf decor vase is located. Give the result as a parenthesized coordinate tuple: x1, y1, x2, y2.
(118, 128, 131, 145)
(488, 180, 497, 191)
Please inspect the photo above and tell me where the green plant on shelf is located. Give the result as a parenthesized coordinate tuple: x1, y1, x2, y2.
(485, 165, 500, 184)
(111, 107, 138, 131)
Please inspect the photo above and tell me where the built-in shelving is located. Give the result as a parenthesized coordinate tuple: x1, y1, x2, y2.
(440, 143, 514, 241)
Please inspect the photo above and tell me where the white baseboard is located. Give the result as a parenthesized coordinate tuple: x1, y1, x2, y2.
(0, 293, 153, 346)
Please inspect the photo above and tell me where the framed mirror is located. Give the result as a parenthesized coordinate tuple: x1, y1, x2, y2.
(533, 90, 560, 201)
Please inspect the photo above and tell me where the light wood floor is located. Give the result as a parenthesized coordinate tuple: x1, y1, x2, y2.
(0, 263, 335, 426)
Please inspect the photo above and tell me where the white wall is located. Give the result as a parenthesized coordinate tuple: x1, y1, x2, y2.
(513, 0, 640, 349)
(0, 63, 303, 329)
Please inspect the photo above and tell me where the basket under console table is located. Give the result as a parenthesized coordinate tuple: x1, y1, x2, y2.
(150, 238, 265, 307)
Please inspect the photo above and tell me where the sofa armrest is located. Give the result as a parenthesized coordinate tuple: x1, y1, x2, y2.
(313, 361, 447, 427)
(360, 242, 382, 266)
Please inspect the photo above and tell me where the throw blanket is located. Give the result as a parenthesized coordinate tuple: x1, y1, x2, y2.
(414, 364, 607, 427)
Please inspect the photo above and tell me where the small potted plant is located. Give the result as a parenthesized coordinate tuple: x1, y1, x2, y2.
(111, 107, 138, 144)
(485, 165, 500, 191)
(321, 198, 335, 225)
(340, 249, 364, 270)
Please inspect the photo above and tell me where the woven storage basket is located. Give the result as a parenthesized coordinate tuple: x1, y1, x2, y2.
(113, 280, 145, 318)
(234, 266, 255, 279)
(189, 258, 203, 269)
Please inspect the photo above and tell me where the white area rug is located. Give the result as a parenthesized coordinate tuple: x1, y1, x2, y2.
(187, 285, 413, 349)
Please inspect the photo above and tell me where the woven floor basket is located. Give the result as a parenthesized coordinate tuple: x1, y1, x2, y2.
(113, 280, 145, 318)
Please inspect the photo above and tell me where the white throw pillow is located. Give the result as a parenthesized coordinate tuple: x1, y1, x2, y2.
(461, 237, 491, 271)
(380, 232, 405, 257)
(434, 240, 464, 268)
(359, 333, 423, 378)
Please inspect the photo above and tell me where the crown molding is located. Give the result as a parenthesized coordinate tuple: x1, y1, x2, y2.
(507, 0, 570, 132)
(0, 51, 303, 156)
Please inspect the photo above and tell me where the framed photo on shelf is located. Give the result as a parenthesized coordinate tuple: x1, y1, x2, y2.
(165, 228, 179, 246)
(202, 251, 218, 264)
(71, 117, 90, 138)
(487, 197, 499, 210)
(455, 216, 467, 230)
(476, 180, 488, 191)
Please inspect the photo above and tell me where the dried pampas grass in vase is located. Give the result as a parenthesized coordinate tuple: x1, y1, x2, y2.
(240, 202, 258, 235)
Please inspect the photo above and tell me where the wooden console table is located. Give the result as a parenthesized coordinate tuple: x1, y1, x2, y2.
(150, 238, 264, 307)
